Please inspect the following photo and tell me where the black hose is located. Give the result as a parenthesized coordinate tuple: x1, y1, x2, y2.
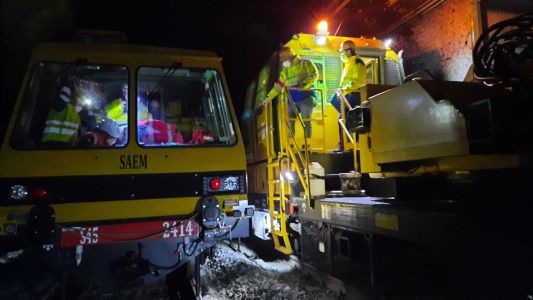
(473, 12, 533, 86)
(214, 217, 241, 239)
(184, 239, 201, 256)
(149, 259, 181, 270)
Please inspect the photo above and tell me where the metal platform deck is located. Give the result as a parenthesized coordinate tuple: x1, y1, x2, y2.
(301, 196, 461, 247)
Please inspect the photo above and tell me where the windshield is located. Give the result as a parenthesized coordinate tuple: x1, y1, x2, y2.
(136, 67, 236, 147)
(10, 62, 129, 149)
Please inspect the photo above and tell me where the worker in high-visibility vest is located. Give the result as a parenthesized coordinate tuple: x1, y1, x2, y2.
(105, 83, 128, 143)
(331, 40, 367, 152)
(41, 85, 81, 145)
(262, 46, 319, 138)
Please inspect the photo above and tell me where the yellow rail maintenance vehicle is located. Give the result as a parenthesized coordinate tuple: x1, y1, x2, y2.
(243, 17, 533, 298)
(0, 31, 251, 296)
(242, 21, 404, 254)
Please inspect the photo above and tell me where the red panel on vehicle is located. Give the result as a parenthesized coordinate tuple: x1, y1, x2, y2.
(60, 219, 200, 248)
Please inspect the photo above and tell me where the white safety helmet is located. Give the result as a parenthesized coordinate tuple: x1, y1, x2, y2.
(99, 118, 120, 138)
(59, 86, 73, 103)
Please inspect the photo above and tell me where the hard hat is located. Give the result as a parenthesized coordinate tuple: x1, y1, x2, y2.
(59, 86, 73, 103)
(339, 40, 356, 52)
(278, 46, 296, 61)
(99, 118, 120, 138)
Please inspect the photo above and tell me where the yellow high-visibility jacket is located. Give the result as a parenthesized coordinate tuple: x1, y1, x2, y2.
(266, 56, 318, 102)
(340, 55, 366, 95)
(106, 98, 127, 126)
(41, 103, 80, 143)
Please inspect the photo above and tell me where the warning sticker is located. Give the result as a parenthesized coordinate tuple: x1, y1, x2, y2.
(374, 213, 399, 231)
(321, 204, 332, 220)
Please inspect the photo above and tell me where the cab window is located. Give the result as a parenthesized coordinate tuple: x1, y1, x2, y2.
(136, 67, 236, 147)
(361, 57, 379, 84)
(10, 62, 129, 149)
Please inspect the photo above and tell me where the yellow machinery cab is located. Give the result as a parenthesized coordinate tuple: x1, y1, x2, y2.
(0, 37, 251, 288)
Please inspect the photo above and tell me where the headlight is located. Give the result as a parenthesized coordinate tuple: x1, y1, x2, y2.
(9, 185, 28, 200)
(232, 205, 255, 218)
(244, 207, 255, 217)
(204, 175, 244, 193)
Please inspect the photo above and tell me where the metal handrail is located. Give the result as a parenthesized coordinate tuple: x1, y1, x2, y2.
(337, 91, 356, 147)
(338, 92, 353, 110)
(282, 87, 313, 201)
(263, 86, 328, 204)
(285, 87, 326, 152)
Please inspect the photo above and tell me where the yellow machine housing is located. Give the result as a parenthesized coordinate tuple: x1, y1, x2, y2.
(355, 80, 524, 177)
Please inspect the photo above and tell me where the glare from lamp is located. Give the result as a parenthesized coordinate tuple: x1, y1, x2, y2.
(384, 38, 393, 48)
(284, 171, 295, 182)
(316, 35, 327, 46)
(84, 98, 93, 106)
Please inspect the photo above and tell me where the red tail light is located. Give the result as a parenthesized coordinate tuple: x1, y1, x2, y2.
(210, 178, 221, 190)
(31, 186, 48, 201)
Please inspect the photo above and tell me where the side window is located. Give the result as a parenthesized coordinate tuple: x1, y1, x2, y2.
(136, 67, 236, 147)
(361, 57, 379, 84)
(310, 60, 325, 104)
(10, 63, 128, 149)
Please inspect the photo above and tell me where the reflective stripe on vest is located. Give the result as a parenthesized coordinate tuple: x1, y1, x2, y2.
(41, 104, 80, 143)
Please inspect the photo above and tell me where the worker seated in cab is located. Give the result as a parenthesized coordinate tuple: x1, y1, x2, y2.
(136, 92, 184, 146)
(138, 119, 184, 145)
(105, 83, 129, 144)
(77, 118, 121, 147)
(189, 119, 215, 145)
(41, 83, 85, 147)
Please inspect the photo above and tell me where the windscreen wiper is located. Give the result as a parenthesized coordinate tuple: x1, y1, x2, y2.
(149, 61, 183, 95)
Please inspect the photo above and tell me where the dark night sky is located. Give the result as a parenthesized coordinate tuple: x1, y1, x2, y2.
(0, 0, 426, 139)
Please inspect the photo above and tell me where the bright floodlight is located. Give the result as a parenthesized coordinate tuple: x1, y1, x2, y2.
(284, 171, 295, 182)
(384, 38, 393, 48)
(84, 98, 93, 106)
(317, 21, 328, 33)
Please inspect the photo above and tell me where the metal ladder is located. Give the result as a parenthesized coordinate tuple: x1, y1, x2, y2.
(265, 88, 311, 255)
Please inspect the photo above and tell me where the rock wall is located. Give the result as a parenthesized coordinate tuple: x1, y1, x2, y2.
(392, 0, 475, 81)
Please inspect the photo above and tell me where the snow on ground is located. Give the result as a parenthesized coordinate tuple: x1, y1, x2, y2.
(201, 242, 339, 300)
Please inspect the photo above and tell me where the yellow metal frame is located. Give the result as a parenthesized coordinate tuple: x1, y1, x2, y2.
(264, 88, 315, 254)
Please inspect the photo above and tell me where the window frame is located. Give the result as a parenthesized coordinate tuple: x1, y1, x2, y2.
(134, 65, 238, 149)
(360, 56, 381, 84)
(9, 61, 131, 151)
